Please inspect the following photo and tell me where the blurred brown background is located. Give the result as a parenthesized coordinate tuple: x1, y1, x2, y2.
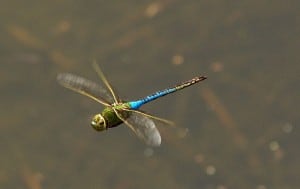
(1, 0, 299, 189)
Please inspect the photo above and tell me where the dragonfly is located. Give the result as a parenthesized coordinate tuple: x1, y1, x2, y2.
(57, 62, 207, 146)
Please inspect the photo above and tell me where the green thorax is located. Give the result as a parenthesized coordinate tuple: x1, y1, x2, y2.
(102, 102, 131, 128)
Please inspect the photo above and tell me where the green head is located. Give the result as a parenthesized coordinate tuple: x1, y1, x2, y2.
(91, 114, 107, 131)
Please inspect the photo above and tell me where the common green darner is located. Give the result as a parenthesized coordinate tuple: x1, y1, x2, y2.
(57, 63, 207, 146)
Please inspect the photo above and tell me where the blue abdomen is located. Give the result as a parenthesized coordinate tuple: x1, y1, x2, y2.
(129, 76, 206, 110)
(129, 88, 176, 109)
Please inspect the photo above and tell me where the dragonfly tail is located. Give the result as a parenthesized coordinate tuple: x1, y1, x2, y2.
(129, 76, 207, 109)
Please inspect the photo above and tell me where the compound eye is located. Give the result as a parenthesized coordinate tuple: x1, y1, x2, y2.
(91, 114, 106, 131)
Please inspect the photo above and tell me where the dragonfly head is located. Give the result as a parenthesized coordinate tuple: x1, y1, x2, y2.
(91, 114, 107, 131)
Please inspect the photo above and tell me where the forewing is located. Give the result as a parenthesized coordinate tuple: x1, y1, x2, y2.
(57, 73, 114, 105)
(126, 112, 161, 147)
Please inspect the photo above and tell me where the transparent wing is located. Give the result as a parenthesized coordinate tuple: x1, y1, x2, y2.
(92, 62, 120, 103)
(128, 112, 161, 146)
(124, 109, 175, 126)
(57, 73, 114, 106)
(114, 110, 161, 147)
